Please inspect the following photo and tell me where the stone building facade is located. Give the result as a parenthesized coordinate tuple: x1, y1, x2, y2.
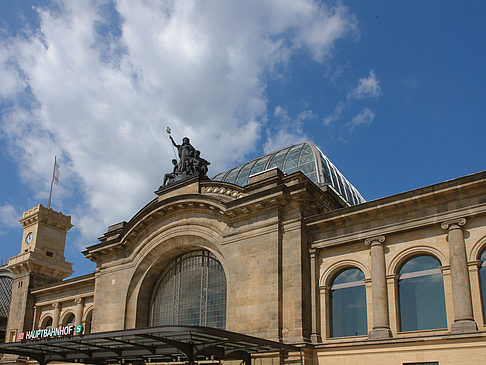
(2, 143, 486, 365)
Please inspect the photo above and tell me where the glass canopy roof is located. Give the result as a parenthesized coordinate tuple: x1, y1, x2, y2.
(212, 142, 365, 206)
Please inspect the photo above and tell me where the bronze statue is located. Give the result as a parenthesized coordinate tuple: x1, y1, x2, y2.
(191, 150, 210, 175)
(162, 136, 211, 186)
(163, 159, 179, 185)
(169, 136, 195, 173)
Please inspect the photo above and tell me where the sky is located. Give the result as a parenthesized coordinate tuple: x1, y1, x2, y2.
(0, 1, 485, 276)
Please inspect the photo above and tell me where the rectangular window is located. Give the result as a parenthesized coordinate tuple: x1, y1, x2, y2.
(46, 251, 54, 257)
(403, 362, 439, 365)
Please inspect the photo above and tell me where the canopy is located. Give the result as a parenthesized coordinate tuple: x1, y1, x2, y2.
(0, 325, 298, 365)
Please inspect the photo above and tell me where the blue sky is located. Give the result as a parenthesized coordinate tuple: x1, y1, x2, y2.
(0, 1, 485, 276)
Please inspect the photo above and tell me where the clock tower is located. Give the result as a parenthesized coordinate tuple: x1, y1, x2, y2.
(4, 204, 73, 342)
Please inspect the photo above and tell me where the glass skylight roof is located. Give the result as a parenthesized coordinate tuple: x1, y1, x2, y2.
(212, 142, 365, 206)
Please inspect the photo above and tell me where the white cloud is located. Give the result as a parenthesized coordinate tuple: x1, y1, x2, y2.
(264, 106, 314, 153)
(0, 203, 20, 229)
(323, 101, 345, 126)
(0, 0, 356, 245)
(324, 69, 382, 127)
(347, 107, 375, 130)
(350, 70, 382, 99)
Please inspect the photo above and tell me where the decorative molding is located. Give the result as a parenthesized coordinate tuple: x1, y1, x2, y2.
(441, 218, 466, 231)
(364, 235, 386, 247)
(387, 245, 448, 275)
(309, 248, 317, 258)
(319, 258, 370, 287)
(468, 234, 486, 261)
(202, 186, 246, 199)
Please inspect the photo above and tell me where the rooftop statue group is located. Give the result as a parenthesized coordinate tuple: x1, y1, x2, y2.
(163, 136, 211, 186)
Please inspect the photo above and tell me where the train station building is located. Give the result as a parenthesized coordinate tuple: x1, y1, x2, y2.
(1, 142, 486, 365)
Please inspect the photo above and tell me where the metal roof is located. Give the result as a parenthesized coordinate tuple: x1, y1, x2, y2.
(212, 142, 365, 206)
(0, 325, 299, 365)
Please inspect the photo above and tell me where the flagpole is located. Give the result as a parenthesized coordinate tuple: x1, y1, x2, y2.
(47, 156, 56, 209)
(166, 125, 178, 159)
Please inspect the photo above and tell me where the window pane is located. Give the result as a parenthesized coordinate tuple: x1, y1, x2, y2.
(319, 156, 333, 184)
(267, 149, 288, 170)
(332, 268, 364, 286)
(399, 273, 447, 331)
(330, 268, 367, 337)
(298, 145, 314, 165)
(234, 161, 256, 186)
(331, 285, 367, 337)
(250, 155, 271, 175)
(480, 250, 486, 323)
(400, 256, 440, 275)
(223, 167, 242, 184)
(283, 144, 304, 171)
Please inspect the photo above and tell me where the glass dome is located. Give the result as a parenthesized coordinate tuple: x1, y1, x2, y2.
(212, 142, 365, 206)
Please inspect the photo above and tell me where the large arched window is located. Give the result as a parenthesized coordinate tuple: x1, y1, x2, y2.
(330, 268, 367, 337)
(398, 255, 447, 331)
(150, 250, 226, 329)
(479, 249, 486, 323)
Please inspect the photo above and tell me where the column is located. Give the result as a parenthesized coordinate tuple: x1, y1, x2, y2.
(32, 305, 38, 330)
(441, 218, 477, 333)
(310, 249, 322, 343)
(52, 302, 60, 328)
(365, 235, 392, 339)
(74, 298, 84, 328)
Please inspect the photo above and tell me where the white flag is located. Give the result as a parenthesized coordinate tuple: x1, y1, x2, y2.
(53, 159, 60, 185)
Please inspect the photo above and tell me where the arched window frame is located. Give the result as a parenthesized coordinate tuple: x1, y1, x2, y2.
(149, 249, 227, 329)
(477, 247, 486, 324)
(396, 254, 448, 332)
(319, 260, 371, 340)
(328, 267, 368, 338)
(61, 311, 75, 326)
(39, 315, 53, 329)
(83, 308, 93, 334)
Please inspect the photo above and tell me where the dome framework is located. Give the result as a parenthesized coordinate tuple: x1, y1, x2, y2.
(212, 142, 365, 206)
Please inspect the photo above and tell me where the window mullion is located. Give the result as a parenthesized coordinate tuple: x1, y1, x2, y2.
(174, 261, 181, 325)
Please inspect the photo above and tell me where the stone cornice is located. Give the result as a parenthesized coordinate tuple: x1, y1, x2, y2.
(6, 251, 73, 279)
(31, 273, 95, 294)
(306, 170, 486, 228)
(310, 204, 486, 249)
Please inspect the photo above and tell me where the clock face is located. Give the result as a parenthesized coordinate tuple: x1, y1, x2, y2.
(25, 232, 34, 245)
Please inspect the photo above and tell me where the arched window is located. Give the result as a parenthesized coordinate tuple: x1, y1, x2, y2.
(84, 310, 93, 334)
(330, 268, 367, 337)
(150, 250, 226, 329)
(62, 313, 75, 326)
(40, 316, 53, 329)
(479, 249, 486, 323)
(398, 255, 447, 331)
(0, 274, 12, 320)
